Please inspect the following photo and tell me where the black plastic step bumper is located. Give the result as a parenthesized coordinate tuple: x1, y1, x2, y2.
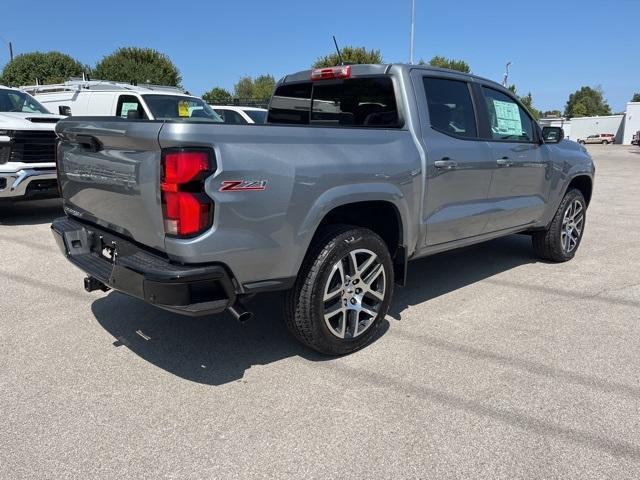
(51, 216, 237, 316)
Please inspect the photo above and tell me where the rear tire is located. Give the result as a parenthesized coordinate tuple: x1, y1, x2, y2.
(602, 140, 609, 145)
(532, 189, 587, 262)
(284, 225, 394, 355)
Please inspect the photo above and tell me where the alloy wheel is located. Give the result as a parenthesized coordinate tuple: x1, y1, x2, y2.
(561, 199, 584, 253)
(322, 248, 386, 339)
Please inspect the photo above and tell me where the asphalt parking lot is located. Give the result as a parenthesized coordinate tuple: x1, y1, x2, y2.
(1, 145, 639, 479)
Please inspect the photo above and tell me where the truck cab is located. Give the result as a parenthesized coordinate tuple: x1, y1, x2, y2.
(0, 86, 63, 199)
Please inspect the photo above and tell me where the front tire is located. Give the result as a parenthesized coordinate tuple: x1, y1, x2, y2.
(532, 189, 587, 262)
(284, 225, 394, 355)
(602, 140, 609, 145)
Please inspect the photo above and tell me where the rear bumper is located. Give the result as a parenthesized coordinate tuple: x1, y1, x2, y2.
(0, 168, 58, 199)
(51, 216, 237, 316)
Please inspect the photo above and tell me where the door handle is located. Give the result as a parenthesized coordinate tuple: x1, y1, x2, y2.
(434, 159, 458, 170)
(496, 157, 513, 167)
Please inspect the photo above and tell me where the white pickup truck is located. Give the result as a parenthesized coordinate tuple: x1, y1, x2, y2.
(0, 86, 63, 199)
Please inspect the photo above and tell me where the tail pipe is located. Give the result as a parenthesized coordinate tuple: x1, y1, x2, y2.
(227, 299, 253, 323)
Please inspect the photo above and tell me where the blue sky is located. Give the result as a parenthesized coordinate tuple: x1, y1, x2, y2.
(2, 0, 637, 112)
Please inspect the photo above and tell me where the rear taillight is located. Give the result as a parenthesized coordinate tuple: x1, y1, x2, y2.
(310, 65, 351, 80)
(161, 148, 214, 237)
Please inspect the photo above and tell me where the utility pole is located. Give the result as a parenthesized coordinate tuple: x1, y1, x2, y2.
(409, 0, 416, 64)
(8, 41, 13, 62)
(502, 61, 511, 87)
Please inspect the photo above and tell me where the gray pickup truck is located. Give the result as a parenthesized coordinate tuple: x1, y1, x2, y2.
(52, 64, 594, 355)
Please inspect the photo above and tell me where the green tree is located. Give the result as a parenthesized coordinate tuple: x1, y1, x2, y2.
(0, 51, 85, 86)
(519, 92, 540, 120)
(542, 110, 563, 118)
(313, 46, 382, 68)
(93, 47, 181, 86)
(564, 86, 611, 118)
(420, 55, 470, 73)
(631, 92, 640, 102)
(202, 87, 232, 104)
(234, 76, 254, 98)
(253, 74, 276, 99)
(508, 85, 540, 120)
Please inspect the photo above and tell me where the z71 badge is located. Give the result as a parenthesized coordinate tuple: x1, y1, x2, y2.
(219, 180, 267, 192)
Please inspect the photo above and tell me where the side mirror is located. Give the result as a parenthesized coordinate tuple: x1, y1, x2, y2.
(127, 110, 140, 120)
(542, 126, 564, 144)
(58, 105, 72, 116)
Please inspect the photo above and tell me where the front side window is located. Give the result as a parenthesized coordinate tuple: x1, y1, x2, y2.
(116, 95, 147, 119)
(482, 87, 535, 142)
(423, 77, 477, 138)
(0, 89, 50, 114)
(142, 95, 223, 122)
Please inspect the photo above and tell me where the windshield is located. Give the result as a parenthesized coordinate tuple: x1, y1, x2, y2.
(0, 89, 50, 114)
(245, 109, 267, 123)
(142, 95, 223, 122)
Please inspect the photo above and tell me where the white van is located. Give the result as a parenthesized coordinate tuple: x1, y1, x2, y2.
(22, 79, 222, 122)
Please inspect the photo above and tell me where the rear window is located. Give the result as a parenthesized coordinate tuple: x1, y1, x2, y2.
(268, 76, 400, 128)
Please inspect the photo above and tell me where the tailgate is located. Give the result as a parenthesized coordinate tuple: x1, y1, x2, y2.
(55, 118, 166, 251)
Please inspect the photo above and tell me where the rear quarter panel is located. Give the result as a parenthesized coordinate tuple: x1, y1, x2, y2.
(158, 122, 421, 287)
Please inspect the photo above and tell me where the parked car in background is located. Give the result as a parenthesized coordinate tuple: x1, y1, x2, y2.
(578, 133, 615, 145)
(52, 64, 594, 355)
(211, 106, 267, 124)
(0, 86, 63, 200)
(632, 131, 639, 145)
(23, 79, 223, 122)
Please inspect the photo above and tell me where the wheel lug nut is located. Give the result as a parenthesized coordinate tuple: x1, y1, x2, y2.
(350, 298, 356, 305)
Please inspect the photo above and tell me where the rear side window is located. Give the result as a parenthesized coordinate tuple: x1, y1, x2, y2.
(423, 77, 477, 138)
(267, 77, 400, 128)
(481, 87, 534, 142)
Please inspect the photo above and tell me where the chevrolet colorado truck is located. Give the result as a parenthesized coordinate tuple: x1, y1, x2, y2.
(51, 64, 594, 355)
(0, 86, 63, 199)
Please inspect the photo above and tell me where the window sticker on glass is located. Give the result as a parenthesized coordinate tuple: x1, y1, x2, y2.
(178, 100, 190, 117)
(492, 99, 522, 136)
(120, 102, 139, 118)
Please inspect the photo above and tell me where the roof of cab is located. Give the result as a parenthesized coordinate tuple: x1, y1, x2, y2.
(279, 63, 507, 92)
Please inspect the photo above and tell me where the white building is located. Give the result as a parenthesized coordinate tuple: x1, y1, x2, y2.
(622, 102, 640, 145)
(570, 114, 625, 144)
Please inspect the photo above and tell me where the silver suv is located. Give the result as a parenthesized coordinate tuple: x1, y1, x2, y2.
(578, 133, 615, 145)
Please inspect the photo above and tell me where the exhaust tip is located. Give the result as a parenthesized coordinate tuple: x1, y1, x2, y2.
(227, 301, 253, 323)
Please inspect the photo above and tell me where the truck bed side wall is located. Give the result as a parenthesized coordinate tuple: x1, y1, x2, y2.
(158, 123, 422, 288)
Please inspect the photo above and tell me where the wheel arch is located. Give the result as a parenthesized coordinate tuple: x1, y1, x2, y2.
(566, 174, 593, 206)
(297, 184, 412, 285)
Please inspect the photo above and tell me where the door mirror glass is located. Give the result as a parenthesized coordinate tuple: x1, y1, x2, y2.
(127, 109, 141, 120)
(58, 105, 71, 116)
(542, 126, 564, 143)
